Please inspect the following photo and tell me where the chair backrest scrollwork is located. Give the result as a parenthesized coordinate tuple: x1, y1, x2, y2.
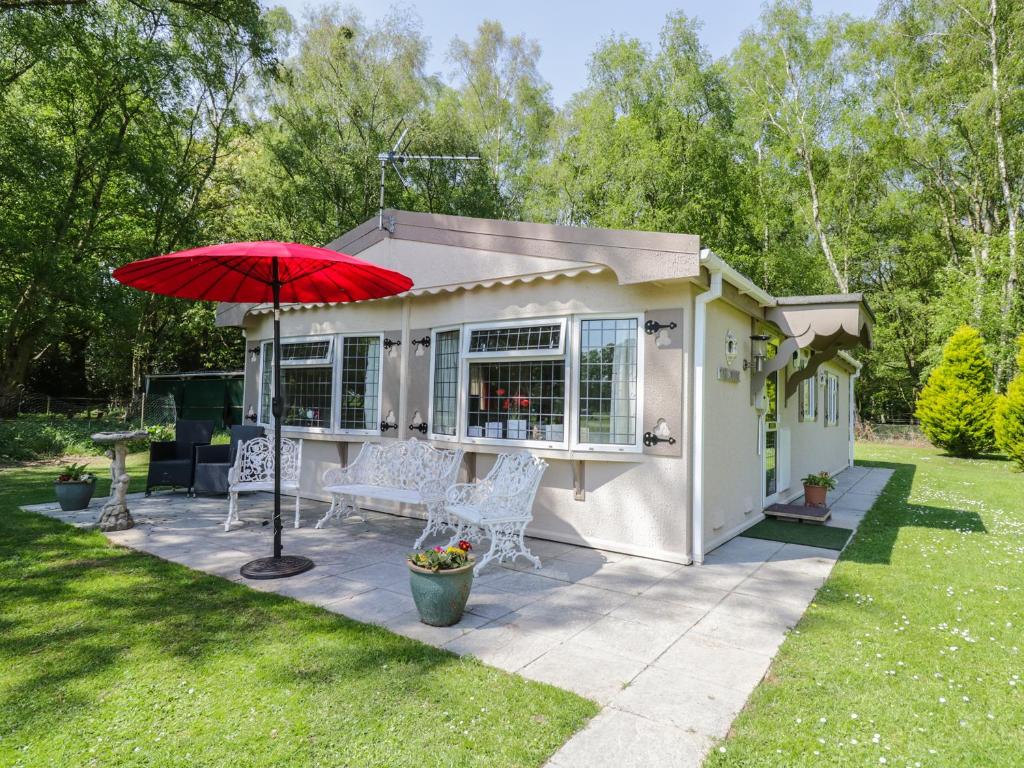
(359, 439, 462, 491)
(234, 435, 302, 485)
(481, 452, 548, 520)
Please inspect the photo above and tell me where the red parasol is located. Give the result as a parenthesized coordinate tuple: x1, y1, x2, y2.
(114, 241, 413, 579)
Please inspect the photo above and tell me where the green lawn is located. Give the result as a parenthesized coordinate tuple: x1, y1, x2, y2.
(707, 444, 1024, 767)
(0, 455, 597, 767)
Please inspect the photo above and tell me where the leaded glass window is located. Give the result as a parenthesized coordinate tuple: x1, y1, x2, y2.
(578, 318, 639, 445)
(467, 323, 562, 354)
(466, 360, 565, 442)
(279, 340, 331, 363)
(259, 340, 332, 429)
(799, 377, 817, 422)
(824, 373, 839, 426)
(431, 329, 460, 437)
(339, 336, 381, 431)
(282, 367, 332, 428)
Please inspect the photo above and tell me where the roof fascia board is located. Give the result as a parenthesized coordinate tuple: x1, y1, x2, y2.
(329, 210, 701, 286)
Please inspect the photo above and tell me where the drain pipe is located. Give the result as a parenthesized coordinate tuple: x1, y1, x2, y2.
(691, 263, 723, 564)
(848, 363, 861, 467)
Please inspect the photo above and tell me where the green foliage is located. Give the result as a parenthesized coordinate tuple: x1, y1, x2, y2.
(708, 445, 1024, 765)
(0, 415, 131, 463)
(915, 326, 996, 457)
(145, 423, 175, 442)
(0, 458, 598, 767)
(994, 334, 1024, 469)
(800, 470, 837, 489)
(3, 0, 1024, 427)
(56, 461, 93, 482)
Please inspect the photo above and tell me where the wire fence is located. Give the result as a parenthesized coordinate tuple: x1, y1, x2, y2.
(856, 419, 926, 444)
(0, 392, 178, 428)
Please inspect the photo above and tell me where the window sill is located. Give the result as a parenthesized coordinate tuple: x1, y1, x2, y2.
(452, 442, 646, 463)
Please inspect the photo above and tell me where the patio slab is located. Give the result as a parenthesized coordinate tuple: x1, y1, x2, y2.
(22, 464, 894, 768)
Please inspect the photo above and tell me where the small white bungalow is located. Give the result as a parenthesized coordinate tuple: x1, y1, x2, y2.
(217, 210, 873, 564)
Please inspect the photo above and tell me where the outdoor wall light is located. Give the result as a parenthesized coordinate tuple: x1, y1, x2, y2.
(744, 334, 770, 372)
(380, 410, 398, 432)
(818, 369, 828, 386)
(643, 418, 676, 447)
(246, 405, 257, 423)
(408, 409, 428, 433)
(249, 347, 259, 364)
(411, 336, 431, 357)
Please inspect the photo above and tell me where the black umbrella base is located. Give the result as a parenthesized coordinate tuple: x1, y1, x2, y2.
(240, 555, 315, 580)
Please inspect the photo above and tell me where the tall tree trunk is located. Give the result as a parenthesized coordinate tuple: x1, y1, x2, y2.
(799, 139, 849, 292)
(986, 0, 1019, 387)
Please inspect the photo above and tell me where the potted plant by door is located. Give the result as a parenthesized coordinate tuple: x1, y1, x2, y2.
(407, 541, 475, 626)
(801, 470, 836, 507)
(54, 462, 97, 511)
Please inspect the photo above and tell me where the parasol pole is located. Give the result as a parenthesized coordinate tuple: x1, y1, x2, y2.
(272, 256, 283, 559)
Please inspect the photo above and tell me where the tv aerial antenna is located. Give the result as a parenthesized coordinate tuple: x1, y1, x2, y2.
(377, 119, 481, 232)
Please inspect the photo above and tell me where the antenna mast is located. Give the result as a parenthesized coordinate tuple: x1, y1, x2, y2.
(378, 120, 481, 232)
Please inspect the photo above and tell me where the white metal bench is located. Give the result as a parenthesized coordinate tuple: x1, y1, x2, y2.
(316, 439, 464, 547)
(225, 435, 303, 532)
(446, 452, 548, 575)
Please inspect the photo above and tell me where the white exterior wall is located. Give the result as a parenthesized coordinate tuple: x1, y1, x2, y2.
(778, 359, 853, 503)
(700, 299, 764, 552)
(698, 300, 857, 554)
(241, 265, 696, 564)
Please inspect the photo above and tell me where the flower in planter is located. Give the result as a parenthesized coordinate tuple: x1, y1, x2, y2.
(409, 541, 473, 572)
(56, 462, 94, 484)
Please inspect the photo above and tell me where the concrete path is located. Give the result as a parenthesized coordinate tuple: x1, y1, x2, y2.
(23, 465, 893, 768)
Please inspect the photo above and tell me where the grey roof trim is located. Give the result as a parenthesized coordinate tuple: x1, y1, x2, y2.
(325, 210, 701, 286)
(776, 293, 875, 321)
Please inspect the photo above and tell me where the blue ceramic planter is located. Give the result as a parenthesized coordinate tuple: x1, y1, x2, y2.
(407, 560, 475, 626)
(54, 478, 96, 511)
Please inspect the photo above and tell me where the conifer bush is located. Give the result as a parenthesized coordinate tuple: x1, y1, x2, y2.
(995, 334, 1024, 470)
(915, 326, 996, 457)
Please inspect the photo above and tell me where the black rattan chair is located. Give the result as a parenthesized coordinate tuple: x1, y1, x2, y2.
(145, 420, 214, 495)
(192, 425, 265, 495)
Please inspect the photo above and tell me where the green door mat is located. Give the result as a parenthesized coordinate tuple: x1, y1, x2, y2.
(741, 518, 852, 550)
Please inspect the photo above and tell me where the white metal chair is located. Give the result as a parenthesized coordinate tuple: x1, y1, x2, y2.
(445, 452, 548, 575)
(225, 435, 303, 532)
(317, 439, 464, 547)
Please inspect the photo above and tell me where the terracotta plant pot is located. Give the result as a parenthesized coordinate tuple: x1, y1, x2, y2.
(803, 483, 828, 507)
(407, 559, 475, 626)
(54, 478, 97, 511)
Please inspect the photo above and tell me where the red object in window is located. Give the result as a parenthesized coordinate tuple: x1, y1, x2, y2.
(495, 388, 506, 396)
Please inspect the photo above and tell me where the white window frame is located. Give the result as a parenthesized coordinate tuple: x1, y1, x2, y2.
(428, 325, 462, 442)
(460, 317, 572, 450)
(335, 332, 385, 436)
(824, 371, 839, 427)
(799, 376, 817, 423)
(258, 334, 336, 435)
(570, 312, 645, 454)
(463, 317, 568, 359)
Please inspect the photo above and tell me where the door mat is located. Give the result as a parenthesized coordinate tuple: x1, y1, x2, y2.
(740, 518, 852, 550)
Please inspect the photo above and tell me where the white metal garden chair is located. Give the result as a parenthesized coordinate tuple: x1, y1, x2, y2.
(225, 435, 303, 532)
(445, 452, 548, 575)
